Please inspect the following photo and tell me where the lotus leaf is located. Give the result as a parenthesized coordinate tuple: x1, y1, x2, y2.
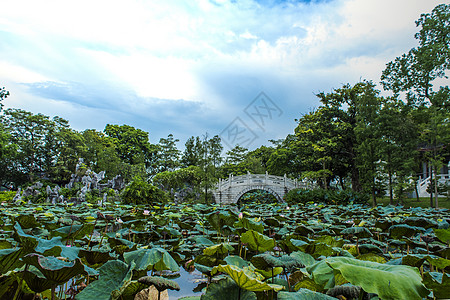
(241, 230, 275, 252)
(433, 228, 450, 245)
(290, 251, 315, 267)
(138, 275, 180, 292)
(76, 260, 135, 300)
(278, 288, 335, 299)
(255, 267, 283, 279)
(21, 254, 86, 286)
(234, 217, 264, 233)
(341, 227, 373, 238)
(0, 248, 24, 273)
(203, 243, 234, 256)
(423, 272, 450, 299)
(389, 224, 425, 239)
(124, 247, 179, 272)
(211, 264, 284, 292)
(201, 277, 257, 300)
(326, 257, 429, 300)
(224, 255, 249, 268)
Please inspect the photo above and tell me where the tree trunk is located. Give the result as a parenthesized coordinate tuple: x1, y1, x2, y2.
(434, 165, 439, 209)
(429, 163, 434, 208)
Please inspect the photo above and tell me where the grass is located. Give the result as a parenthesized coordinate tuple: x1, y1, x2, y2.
(375, 196, 450, 210)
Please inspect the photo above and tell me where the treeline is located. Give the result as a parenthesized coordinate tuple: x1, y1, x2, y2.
(0, 4, 449, 206)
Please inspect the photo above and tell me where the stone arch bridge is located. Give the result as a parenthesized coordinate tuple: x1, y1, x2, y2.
(212, 172, 310, 205)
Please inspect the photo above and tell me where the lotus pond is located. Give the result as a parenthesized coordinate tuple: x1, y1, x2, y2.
(0, 201, 449, 299)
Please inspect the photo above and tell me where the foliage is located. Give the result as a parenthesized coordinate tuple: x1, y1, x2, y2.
(121, 177, 169, 205)
(0, 191, 15, 202)
(284, 188, 369, 205)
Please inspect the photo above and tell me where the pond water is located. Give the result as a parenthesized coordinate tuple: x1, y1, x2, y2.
(167, 267, 205, 299)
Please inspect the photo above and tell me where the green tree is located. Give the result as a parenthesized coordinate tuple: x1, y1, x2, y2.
(381, 3, 450, 207)
(156, 134, 181, 172)
(225, 145, 248, 165)
(181, 136, 203, 167)
(104, 124, 157, 168)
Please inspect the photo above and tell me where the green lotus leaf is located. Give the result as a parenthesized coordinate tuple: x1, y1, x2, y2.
(211, 264, 284, 292)
(402, 254, 428, 268)
(123, 247, 179, 272)
(255, 267, 283, 279)
(278, 288, 335, 299)
(195, 263, 213, 275)
(290, 239, 309, 250)
(203, 243, 234, 256)
(290, 251, 316, 267)
(13, 222, 80, 260)
(423, 272, 450, 299)
(207, 211, 237, 233)
(341, 227, 373, 238)
(234, 217, 264, 234)
(201, 277, 257, 300)
(293, 225, 314, 236)
(21, 253, 86, 286)
(241, 230, 275, 252)
(326, 257, 429, 300)
(15, 214, 40, 229)
(55, 223, 94, 240)
(389, 224, 425, 239)
(251, 253, 279, 270)
(120, 280, 148, 298)
(0, 248, 24, 274)
(79, 248, 115, 265)
(315, 235, 345, 247)
(138, 275, 180, 292)
(357, 253, 387, 263)
(433, 228, 450, 245)
(294, 278, 324, 292)
(76, 260, 135, 300)
(224, 255, 249, 268)
(192, 236, 215, 247)
(306, 259, 335, 289)
(404, 217, 438, 229)
(21, 265, 56, 293)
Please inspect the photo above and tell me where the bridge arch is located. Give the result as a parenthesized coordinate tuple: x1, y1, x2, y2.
(212, 173, 310, 205)
(233, 185, 283, 204)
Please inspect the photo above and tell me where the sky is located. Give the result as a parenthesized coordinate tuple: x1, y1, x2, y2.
(0, 0, 446, 151)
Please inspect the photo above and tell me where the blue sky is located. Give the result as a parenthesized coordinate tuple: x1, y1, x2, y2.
(0, 0, 445, 151)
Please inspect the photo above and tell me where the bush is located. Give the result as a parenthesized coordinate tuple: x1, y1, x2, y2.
(121, 177, 169, 205)
(0, 191, 16, 202)
(285, 188, 369, 205)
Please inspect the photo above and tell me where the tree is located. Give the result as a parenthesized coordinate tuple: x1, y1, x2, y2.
(181, 136, 203, 167)
(156, 134, 181, 172)
(381, 3, 450, 105)
(0, 86, 9, 111)
(381, 3, 450, 207)
(104, 124, 157, 168)
(354, 82, 383, 206)
(225, 145, 248, 165)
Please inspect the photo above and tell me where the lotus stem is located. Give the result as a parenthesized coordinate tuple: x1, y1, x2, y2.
(13, 263, 28, 300)
(87, 219, 98, 250)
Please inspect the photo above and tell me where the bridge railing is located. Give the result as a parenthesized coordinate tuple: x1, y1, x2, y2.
(215, 173, 310, 191)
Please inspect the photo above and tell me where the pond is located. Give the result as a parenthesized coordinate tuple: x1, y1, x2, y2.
(167, 267, 205, 299)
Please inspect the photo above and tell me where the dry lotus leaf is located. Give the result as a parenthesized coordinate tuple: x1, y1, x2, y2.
(134, 285, 168, 300)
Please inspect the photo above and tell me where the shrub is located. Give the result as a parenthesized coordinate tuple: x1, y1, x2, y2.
(285, 188, 369, 205)
(121, 177, 169, 205)
(0, 191, 16, 202)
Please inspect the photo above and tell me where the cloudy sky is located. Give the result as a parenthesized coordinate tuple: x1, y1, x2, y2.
(0, 0, 445, 150)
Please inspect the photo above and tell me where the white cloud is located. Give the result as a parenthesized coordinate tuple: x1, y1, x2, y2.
(0, 0, 447, 146)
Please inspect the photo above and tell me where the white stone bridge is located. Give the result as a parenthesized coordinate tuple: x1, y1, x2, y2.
(212, 172, 310, 205)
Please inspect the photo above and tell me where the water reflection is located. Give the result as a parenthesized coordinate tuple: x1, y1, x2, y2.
(167, 267, 206, 299)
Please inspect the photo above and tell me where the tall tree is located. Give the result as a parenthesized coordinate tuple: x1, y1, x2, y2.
(181, 136, 203, 167)
(156, 134, 181, 172)
(104, 124, 157, 168)
(381, 3, 450, 207)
